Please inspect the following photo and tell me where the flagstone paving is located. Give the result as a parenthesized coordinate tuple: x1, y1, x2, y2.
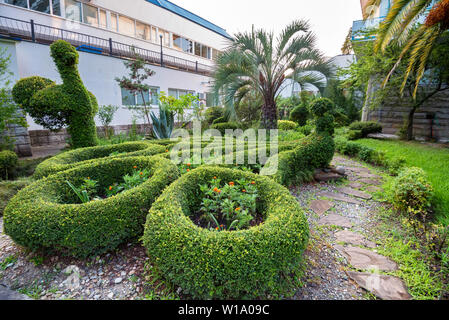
(292, 155, 411, 300)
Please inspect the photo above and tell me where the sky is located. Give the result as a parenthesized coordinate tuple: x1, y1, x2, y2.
(170, 0, 363, 57)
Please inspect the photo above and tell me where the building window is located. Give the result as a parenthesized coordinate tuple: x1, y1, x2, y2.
(29, 0, 50, 14)
(110, 13, 118, 32)
(4, 0, 28, 9)
(52, 0, 61, 16)
(136, 21, 150, 40)
(168, 88, 194, 99)
(150, 27, 157, 43)
(173, 35, 192, 53)
(65, 0, 82, 22)
(118, 15, 135, 37)
(82, 3, 98, 27)
(121, 88, 159, 106)
(99, 9, 107, 29)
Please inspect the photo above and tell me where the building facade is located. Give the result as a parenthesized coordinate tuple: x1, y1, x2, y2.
(0, 0, 232, 149)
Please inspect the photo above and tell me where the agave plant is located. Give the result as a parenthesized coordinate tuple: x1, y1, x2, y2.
(150, 103, 174, 139)
(366, 0, 449, 97)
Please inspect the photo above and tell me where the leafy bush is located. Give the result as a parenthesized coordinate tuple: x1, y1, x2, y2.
(12, 40, 98, 148)
(0, 178, 31, 216)
(212, 116, 227, 125)
(348, 121, 382, 140)
(310, 98, 334, 117)
(290, 105, 309, 126)
(210, 122, 240, 134)
(97, 105, 119, 139)
(4, 156, 179, 258)
(391, 167, 433, 219)
(0, 150, 18, 180)
(34, 141, 166, 179)
(278, 120, 298, 131)
(142, 167, 309, 299)
(205, 107, 225, 125)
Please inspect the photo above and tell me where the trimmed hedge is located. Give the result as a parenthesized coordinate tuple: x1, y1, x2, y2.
(142, 166, 309, 299)
(290, 105, 309, 126)
(4, 156, 179, 258)
(348, 121, 382, 140)
(34, 142, 167, 179)
(210, 122, 240, 134)
(278, 120, 298, 131)
(0, 150, 18, 180)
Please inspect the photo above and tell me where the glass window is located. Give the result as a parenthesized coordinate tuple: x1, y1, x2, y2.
(52, 0, 61, 16)
(151, 27, 157, 43)
(164, 31, 170, 46)
(110, 13, 118, 32)
(172, 34, 182, 51)
(178, 90, 187, 97)
(65, 0, 82, 22)
(29, 0, 50, 14)
(195, 43, 201, 56)
(119, 15, 135, 37)
(136, 22, 150, 40)
(121, 88, 135, 106)
(182, 38, 193, 53)
(82, 4, 98, 26)
(136, 91, 150, 106)
(4, 0, 28, 8)
(201, 45, 208, 59)
(150, 87, 159, 105)
(99, 9, 107, 29)
(168, 89, 178, 98)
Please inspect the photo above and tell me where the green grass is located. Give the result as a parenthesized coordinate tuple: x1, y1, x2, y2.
(356, 139, 449, 225)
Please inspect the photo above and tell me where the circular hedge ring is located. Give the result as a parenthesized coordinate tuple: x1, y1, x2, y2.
(4, 156, 180, 258)
(34, 141, 167, 179)
(143, 166, 309, 299)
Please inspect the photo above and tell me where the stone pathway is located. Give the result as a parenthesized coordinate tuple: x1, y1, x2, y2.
(292, 155, 412, 301)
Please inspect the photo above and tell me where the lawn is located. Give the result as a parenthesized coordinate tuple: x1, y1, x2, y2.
(356, 139, 449, 225)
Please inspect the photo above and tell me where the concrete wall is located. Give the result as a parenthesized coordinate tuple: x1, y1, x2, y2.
(366, 90, 449, 142)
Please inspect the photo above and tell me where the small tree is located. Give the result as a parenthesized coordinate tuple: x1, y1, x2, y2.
(115, 48, 155, 136)
(97, 105, 119, 139)
(0, 48, 28, 151)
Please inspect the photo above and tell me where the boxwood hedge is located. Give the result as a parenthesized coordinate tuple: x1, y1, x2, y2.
(34, 142, 167, 179)
(4, 156, 179, 258)
(142, 166, 309, 299)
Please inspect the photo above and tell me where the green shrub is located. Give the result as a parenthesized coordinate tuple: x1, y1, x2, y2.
(34, 142, 167, 179)
(12, 40, 98, 148)
(212, 116, 227, 125)
(315, 114, 335, 136)
(210, 122, 240, 134)
(142, 167, 309, 299)
(4, 156, 179, 258)
(290, 105, 309, 126)
(274, 133, 335, 186)
(348, 121, 382, 140)
(0, 178, 31, 216)
(391, 167, 433, 221)
(278, 120, 298, 131)
(310, 98, 334, 117)
(205, 107, 224, 125)
(0, 150, 18, 180)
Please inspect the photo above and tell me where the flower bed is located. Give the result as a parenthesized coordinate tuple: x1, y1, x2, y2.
(142, 166, 309, 299)
(3, 156, 179, 258)
(34, 142, 167, 179)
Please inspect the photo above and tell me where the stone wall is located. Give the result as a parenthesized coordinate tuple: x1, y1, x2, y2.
(366, 90, 449, 142)
(3, 122, 32, 157)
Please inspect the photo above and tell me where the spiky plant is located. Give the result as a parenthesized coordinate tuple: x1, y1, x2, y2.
(150, 104, 174, 140)
(366, 0, 449, 97)
(213, 20, 330, 129)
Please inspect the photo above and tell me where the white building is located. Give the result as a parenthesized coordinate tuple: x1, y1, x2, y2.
(0, 0, 232, 133)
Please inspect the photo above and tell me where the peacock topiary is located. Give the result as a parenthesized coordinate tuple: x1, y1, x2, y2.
(12, 40, 98, 148)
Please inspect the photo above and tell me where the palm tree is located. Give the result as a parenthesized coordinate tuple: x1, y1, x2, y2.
(366, 0, 449, 97)
(213, 20, 330, 129)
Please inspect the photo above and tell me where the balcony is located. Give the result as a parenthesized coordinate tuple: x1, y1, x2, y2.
(351, 16, 386, 41)
(0, 15, 214, 76)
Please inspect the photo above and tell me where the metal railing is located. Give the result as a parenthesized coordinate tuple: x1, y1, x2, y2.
(0, 15, 215, 76)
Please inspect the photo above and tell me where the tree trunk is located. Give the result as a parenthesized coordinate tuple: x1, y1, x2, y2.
(261, 98, 278, 130)
(406, 107, 416, 141)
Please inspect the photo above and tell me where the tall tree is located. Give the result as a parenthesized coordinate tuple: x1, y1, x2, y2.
(366, 0, 449, 97)
(213, 20, 330, 129)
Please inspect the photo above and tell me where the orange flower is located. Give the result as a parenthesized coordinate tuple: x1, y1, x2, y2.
(109, 186, 113, 191)
(140, 172, 143, 176)
(165, 150, 169, 153)
(251, 181, 256, 185)
(187, 169, 190, 172)
(87, 177, 90, 180)
(213, 187, 219, 193)
(187, 163, 191, 167)
(133, 166, 137, 169)
(235, 207, 241, 212)
(213, 176, 217, 180)
(215, 227, 219, 230)
(229, 182, 235, 186)
(242, 189, 246, 193)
